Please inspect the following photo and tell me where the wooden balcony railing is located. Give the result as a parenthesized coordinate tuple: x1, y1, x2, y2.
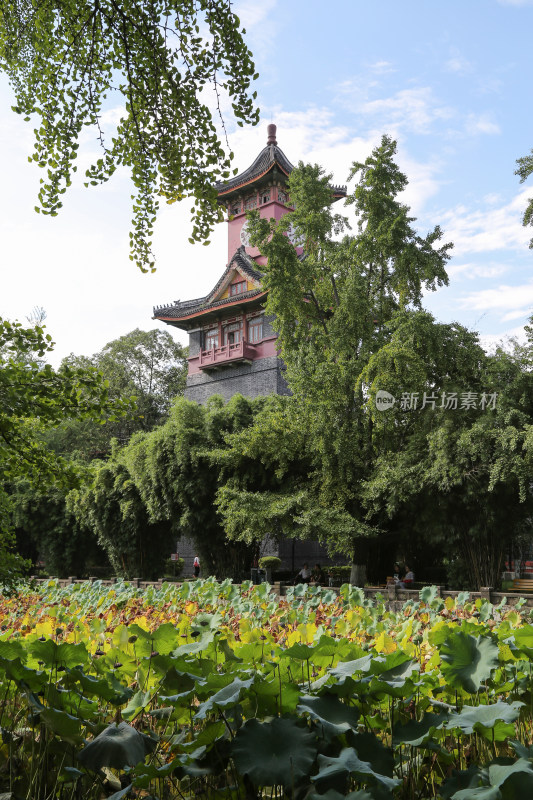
(199, 340, 256, 370)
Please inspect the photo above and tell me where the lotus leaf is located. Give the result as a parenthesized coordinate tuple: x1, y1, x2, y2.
(329, 656, 372, 684)
(308, 791, 374, 800)
(106, 786, 133, 800)
(297, 693, 360, 735)
(78, 721, 157, 770)
(393, 712, 448, 746)
(312, 746, 400, 792)
(231, 717, 317, 786)
(439, 631, 499, 693)
(122, 689, 151, 720)
(28, 639, 88, 668)
(447, 701, 523, 740)
(195, 675, 255, 719)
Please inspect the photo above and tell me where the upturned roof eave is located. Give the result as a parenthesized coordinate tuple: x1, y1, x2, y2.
(153, 291, 268, 329)
(216, 161, 291, 200)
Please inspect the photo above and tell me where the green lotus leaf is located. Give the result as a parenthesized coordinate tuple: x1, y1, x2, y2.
(29, 639, 88, 668)
(59, 766, 83, 784)
(195, 676, 255, 720)
(218, 639, 243, 662)
(122, 689, 151, 721)
(393, 712, 448, 746)
(447, 701, 523, 740)
(78, 721, 157, 771)
(150, 623, 181, 654)
(66, 668, 132, 705)
(251, 677, 301, 714)
(281, 643, 315, 661)
(329, 656, 372, 684)
(308, 791, 374, 800)
(40, 707, 83, 743)
(509, 739, 533, 759)
(231, 717, 317, 786)
(297, 693, 360, 735)
(0, 640, 25, 661)
(439, 632, 499, 693)
(451, 787, 501, 799)
(488, 758, 533, 789)
(0, 657, 46, 691)
(106, 786, 133, 800)
(172, 633, 214, 657)
(312, 746, 400, 792)
(192, 611, 223, 630)
(512, 625, 533, 658)
(419, 586, 439, 605)
(343, 734, 391, 781)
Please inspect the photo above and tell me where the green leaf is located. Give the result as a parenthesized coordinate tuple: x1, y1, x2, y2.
(312, 747, 400, 792)
(40, 707, 83, 743)
(195, 675, 255, 720)
(447, 701, 523, 740)
(439, 632, 499, 693)
(77, 722, 157, 771)
(231, 717, 317, 786)
(393, 712, 447, 746)
(122, 689, 151, 721)
(297, 693, 360, 735)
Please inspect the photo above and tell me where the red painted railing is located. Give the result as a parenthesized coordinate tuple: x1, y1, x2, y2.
(199, 340, 256, 369)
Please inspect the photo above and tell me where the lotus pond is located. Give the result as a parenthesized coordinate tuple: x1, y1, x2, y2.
(2, 578, 533, 799)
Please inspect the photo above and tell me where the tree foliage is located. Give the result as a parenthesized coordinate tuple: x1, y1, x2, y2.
(0, 0, 259, 270)
(0, 317, 128, 588)
(47, 328, 188, 459)
(70, 395, 260, 579)
(240, 136, 452, 578)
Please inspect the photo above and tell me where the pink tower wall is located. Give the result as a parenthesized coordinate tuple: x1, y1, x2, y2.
(227, 200, 292, 266)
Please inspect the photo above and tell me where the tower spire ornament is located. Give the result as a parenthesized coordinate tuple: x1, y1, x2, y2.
(266, 123, 277, 146)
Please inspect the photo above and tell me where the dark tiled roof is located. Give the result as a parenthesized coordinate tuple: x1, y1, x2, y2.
(215, 143, 294, 195)
(153, 247, 264, 321)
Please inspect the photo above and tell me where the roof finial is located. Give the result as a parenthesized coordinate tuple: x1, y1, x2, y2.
(267, 123, 277, 146)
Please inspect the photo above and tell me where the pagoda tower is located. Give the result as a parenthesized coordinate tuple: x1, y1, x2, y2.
(153, 125, 346, 405)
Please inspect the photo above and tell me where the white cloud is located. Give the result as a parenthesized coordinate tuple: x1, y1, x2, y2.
(439, 187, 531, 256)
(369, 60, 395, 74)
(459, 280, 533, 312)
(465, 113, 500, 136)
(479, 325, 528, 354)
(447, 261, 510, 280)
(445, 48, 473, 75)
(358, 87, 455, 135)
(501, 308, 532, 322)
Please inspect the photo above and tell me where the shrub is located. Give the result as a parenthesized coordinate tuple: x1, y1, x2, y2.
(258, 557, 281, 570)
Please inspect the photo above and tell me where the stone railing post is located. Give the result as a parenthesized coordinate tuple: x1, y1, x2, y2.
(480, 586, 493, 603)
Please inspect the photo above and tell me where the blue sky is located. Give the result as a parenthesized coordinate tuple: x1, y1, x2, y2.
(2, 0, 533, 364)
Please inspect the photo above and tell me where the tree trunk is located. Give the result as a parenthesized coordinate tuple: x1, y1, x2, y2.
(350, 563, 367, 587)
(351, 537, 370, 586)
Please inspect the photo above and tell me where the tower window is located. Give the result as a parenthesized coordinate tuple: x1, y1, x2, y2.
(245, 195, 257, 210)
(230, 281, 246, 296)
(230, 203, 241, 216)
(248, 317, 263, 343)
(223, 321, 243, 345)
(205, 328, 219, 350)
(277, 190, 287, 204)
(261, 191, 271, 204)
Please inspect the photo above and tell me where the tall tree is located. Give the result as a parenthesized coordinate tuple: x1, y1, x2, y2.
(0, 0, 259, 270)
(46, 328, 187, 459)
(0, 317, 128, 588)
(242, 136, 452, 583)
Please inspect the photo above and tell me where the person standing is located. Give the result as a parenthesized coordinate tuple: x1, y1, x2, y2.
(193, 555, 200, 578)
